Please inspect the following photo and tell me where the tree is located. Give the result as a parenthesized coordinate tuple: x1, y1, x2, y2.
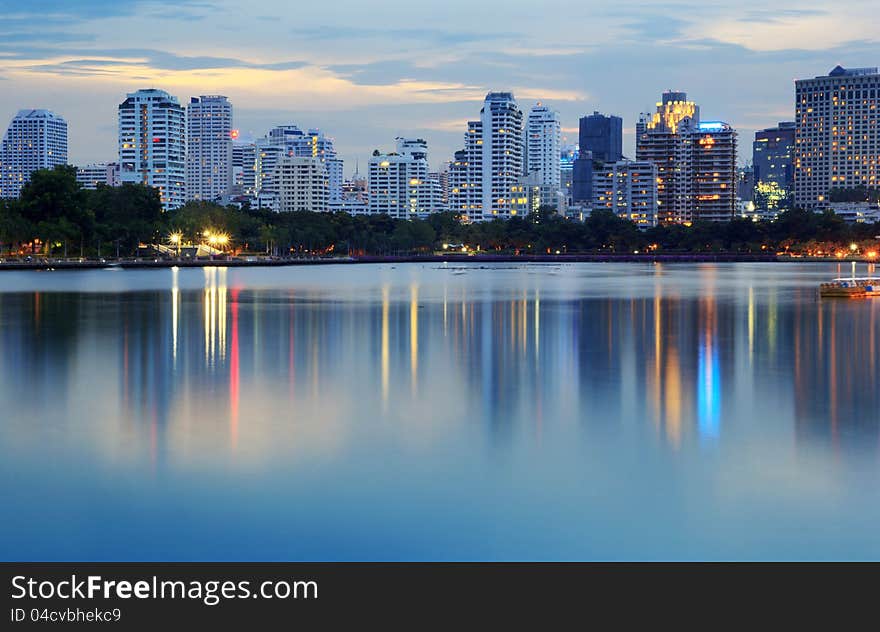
(18, 165, 92, 255)
(89, 183, 163, 254)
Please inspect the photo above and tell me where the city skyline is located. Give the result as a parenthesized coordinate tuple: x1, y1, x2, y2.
(2, 1, 879, 173)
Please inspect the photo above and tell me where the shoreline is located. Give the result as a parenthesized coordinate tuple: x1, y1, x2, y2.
(0, 253, 791, 271)
(0, 252, 872, 271)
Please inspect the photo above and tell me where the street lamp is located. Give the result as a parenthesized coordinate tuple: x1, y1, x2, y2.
(169, 232, 182, 258)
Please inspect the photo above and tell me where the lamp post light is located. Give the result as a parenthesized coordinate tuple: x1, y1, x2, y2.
(169, 232, 182, 258)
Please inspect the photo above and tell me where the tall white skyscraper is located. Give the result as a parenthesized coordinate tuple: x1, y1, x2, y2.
(449, 92, 524, 221)
(368, 137, 440, 218)
(0, 109, 68, 199)
(118, 89, 186, 211)
(526, 103, 561, 207)
(186, 95, 233, 202)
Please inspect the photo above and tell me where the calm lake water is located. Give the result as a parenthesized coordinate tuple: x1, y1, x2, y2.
(1, 262, 879, 560)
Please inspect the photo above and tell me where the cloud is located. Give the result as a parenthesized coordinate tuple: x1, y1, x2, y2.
(289, 25, 519, 46)
(0, 0, 213, 19)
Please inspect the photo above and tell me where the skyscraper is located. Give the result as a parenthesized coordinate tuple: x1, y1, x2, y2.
(186, 95, 233, 202)
(753, 121, 795, 214)
(678, 120, 738, 223)
(636, 91, 699, 223)
(448, 92, 524, 221)
(579, 111, 622, 163)
(794, 66, 880, 209)
(637, 93, 735, 223)
(118, 89, 186, 210)
(526, 103, 561, 208)
(0, 109, 68, 199)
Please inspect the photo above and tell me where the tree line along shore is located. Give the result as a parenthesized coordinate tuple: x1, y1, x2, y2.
(2, 166, 879, 262)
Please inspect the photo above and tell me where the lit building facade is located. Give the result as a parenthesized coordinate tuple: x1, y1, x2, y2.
(592, 160, 659, 227)
(368, 137, 441, 218)
(448, 92, 524, 221)
(752, 122, 795, 214)
(636, 91, 700, 223)
(186, 95, 233, 202)
(677, 120, 738, 223)
(118, 89, 186, 210)
(255, 125, 342, 210)
(794, 66, 880, 209)
(1, 109, 68, 199)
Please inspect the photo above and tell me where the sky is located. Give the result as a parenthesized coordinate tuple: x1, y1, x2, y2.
(1, 0, 878, 173)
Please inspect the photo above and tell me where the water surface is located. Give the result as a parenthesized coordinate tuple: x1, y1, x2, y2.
(1, 262, 878, 560)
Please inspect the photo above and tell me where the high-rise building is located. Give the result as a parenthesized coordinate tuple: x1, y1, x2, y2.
(186, 95, 233, 202)
(76, 162, 120, 190)
(677, 120, 738, 223)
(560, 144, 578, 203)
(255, 125, 342, 210)
(231, 141, 257, 198)
(526, 103, 561, 207)
(275, 156, 328, 213)
(753, 122, 795, 213)
(1, 109, 68, 199)
(368, 137, 440, 218)
(794, 66, 880, 209)
(592, 160, 659, 228)
(572, 112, 623, 206)
(579, 111, 623, 163)
(118, 89, 186, 210)
(571, 150, 593, 204)
(448, 92, 524, 221)
(637, 93, 736, 223)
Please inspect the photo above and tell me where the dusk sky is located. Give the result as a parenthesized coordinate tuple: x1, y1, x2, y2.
(2, 0, 878, 172)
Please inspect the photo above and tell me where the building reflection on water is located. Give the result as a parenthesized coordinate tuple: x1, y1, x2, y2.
(0, 265, 878, 461)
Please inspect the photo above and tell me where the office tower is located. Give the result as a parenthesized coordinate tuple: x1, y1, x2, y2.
(275, 156, 328, 213)
(368, 137, 440, 218)
(118, 89, 186, 210)
(753, 122, 795, 213)
(186, 95, 233, 202)
(677, 120, 738, 223)
(571, 151, 593, 204)
(0, 109, 68, 199)
(448, 92, 524, 221)
(526, 103, 561, 207)
(795, 66, 880, 209)
(592, 160, 659, 228)
(76, 162, 120, 190)
(636, 91, 700, 223)
(737, 165, 755, 204)
(579, 111, 623, 163)
(231, 141, 257, 198)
